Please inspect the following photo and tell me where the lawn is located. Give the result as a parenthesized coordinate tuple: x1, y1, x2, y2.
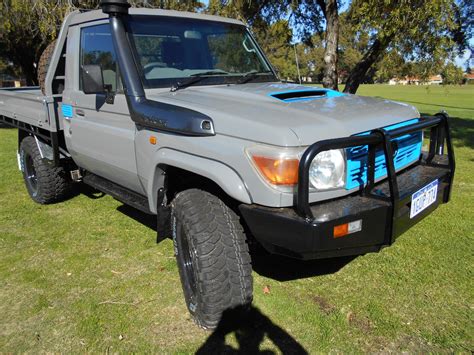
(0, 84, 473, 353)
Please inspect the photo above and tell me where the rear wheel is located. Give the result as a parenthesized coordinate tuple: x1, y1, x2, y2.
(171, 189, 253, 329)
(19, 136, 72, 204)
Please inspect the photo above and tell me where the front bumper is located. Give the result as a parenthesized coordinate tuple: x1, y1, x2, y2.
(240, 114, 455, 260)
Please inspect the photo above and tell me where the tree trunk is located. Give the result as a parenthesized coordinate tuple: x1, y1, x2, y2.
(343, 36, 393, 94)
(319, 0, 339, 90)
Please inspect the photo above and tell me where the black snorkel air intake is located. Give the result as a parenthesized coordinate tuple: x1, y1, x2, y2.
(100, 0, 215, 136)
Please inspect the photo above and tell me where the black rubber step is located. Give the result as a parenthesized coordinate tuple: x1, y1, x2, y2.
(83, 172, 152, 215)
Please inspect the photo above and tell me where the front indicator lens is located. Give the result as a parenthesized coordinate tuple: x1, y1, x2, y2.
(309, 149, 345, 190)
(334, 220, 362, 238)
(252, 156, 299, 185)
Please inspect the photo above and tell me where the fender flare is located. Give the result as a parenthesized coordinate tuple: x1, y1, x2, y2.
(146, 148, 252, 213)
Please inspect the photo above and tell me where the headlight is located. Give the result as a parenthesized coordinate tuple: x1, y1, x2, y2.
(309, 149, 345, 190)
(246, 145, 346, 192)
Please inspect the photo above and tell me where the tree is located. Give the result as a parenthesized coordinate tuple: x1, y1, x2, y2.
(342, 0, 463, 93)
(441, 62, 464, 85)
(296, 40, 325, 82)
(209, 0, 339, 88)
(208, 1, 299, 79)
(285, 0, 339, 89)
(0, 1, 67, 85)
(315, 0, 339, 90)
(259, 21, 298, 80)
(0, 0, 203, 85)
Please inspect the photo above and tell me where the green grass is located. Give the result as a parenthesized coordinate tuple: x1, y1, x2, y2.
(1, 84, 473, 352)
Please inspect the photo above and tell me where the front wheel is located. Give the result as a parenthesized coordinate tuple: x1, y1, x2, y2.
(171, 189, 253, 329)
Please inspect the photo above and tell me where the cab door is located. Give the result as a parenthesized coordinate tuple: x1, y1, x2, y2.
(62, 22, 143, 194)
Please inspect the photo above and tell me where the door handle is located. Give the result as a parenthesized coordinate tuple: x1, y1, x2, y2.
(76, 109, 85, 117)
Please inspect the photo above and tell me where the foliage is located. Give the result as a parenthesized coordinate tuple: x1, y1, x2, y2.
(343, 0, 463, 93)
(0, 0, 471, 90)
(441, 62, 465, 85)
(208, 1, 302, 81)
(69, 0, 204, 11)
(0, 1, 68, 84)
(257, 20, 298, 80)
(0, 0, 204, 85)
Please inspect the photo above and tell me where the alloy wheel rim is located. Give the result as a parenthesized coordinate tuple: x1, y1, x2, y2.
(24, 154, 38, 195)
(179, 226, 198, 308)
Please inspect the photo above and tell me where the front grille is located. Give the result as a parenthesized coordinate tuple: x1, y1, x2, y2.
(345, 119, 423, 190)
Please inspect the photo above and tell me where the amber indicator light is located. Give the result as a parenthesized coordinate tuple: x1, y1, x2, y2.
(333, 220, 362, 238)
(252, 156, 299, 185)
(333, 224, 349, 238)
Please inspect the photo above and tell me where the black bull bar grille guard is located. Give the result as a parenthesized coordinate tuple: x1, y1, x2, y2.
(296, 112, 455, 244)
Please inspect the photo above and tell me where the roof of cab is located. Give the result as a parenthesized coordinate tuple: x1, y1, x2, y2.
(69, 8, 245, 27)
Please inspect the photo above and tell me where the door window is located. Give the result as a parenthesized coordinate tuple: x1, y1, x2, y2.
(80, 24, 121, 92)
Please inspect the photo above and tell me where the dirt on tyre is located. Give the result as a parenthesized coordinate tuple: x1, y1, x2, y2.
(38, 41, 57, 95)
(19, 136, 72, 204)
(171, 189, 253, 329)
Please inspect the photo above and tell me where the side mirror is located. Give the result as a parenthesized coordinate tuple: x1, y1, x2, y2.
(82, 65, 105, 94)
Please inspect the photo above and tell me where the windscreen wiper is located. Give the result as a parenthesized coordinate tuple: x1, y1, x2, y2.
(237, 70, 273, 84)
(170, 71, 229, 92)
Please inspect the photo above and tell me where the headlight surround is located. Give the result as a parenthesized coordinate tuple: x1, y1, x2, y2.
(308, 149, 346, 190)
(246, 145, 346, 192)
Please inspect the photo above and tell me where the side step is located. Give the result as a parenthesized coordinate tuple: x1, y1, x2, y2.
(83, 173, 153, 215)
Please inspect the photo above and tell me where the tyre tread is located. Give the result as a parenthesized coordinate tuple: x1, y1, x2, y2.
(20, 136, 72, 204)
(172, 189, 253, 329)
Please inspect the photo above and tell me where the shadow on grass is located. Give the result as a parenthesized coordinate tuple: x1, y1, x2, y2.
(107, 200, 355, 280)
(197, 305, 308, 354)
(252, 248, 356, 282)
(444, 116, 474, 150)
(418, 113, 474, 150)
(116, 204, 157, 231)
(79, 183, 105, 200)
(116, 204, 172, 244)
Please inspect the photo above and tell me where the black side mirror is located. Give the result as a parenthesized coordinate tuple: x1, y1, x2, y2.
(82, 65, 105, 94)
(82, 65, 115, 104)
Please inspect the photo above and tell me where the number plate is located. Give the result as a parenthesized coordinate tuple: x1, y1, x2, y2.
(410, 180, 438, 219)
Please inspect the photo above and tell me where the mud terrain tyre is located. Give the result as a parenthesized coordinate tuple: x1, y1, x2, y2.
(19, 136, 72, 204)
(171, 189, 253, 329)
(38, 41, 57, 95)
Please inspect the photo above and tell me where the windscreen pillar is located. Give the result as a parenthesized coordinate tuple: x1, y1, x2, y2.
(99, 0, 215, 136)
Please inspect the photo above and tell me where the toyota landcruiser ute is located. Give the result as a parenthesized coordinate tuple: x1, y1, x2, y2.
(0, 0, 455, 329)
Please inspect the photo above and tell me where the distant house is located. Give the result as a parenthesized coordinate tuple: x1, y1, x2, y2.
(389, 75, 442, 85)
(464, 73, 474, 84)
(388, 76, 419, 85)
(428, 75, 443, 85)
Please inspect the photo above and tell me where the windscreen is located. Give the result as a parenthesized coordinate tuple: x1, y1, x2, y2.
(126, 16, 276, 88)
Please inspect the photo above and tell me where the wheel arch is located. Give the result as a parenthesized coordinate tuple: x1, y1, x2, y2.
(145, 148, 252, 213)
(18, 130, 62, 162)
(18, 129, 29, 150)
